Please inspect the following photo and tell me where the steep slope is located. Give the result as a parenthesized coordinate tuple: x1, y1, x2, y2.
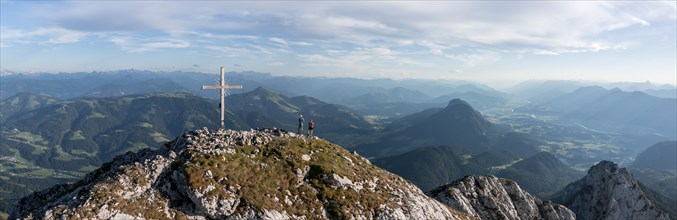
(374, 147, 578, 196)
(373, 145, 522, 191)
(373, 146, 473, 191)
(552, 160, 670, 220)
(631, 141, 677, 170)
(408, 99, 492, 147)
(355, 99, 494, 158)
(496, 152, 583, 197)
(630, 141, 677, 217)
(430, 175, 575, 220)
(12, 129, 467, 219)
(356, 99, 540, 159)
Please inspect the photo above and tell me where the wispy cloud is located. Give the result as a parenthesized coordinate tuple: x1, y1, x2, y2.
(25, 1, 673, 56)
(110, 36, 190, 53)
(1, 26, 86, 46)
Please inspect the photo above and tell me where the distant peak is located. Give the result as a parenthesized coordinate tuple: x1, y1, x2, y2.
(447, 98, 471, 108)
(249, 86, 277, 95)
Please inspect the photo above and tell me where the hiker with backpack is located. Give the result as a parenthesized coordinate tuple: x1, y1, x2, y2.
(308, 120, 314, 137)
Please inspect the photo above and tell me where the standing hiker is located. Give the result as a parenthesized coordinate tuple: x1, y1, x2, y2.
(308, 120, 314, 137)
(298, 115, 304, 134)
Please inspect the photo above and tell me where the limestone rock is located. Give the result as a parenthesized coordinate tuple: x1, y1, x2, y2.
(552, 160, 670, 220)
(430, 175, 575, 220)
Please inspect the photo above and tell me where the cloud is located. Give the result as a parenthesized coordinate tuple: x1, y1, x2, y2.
(110, 36, 190, 53)
(13, 1, 676, 56)
(445, 51, 500, 66)
(0, 26, 86, 45)
(269, 37, 288, 47)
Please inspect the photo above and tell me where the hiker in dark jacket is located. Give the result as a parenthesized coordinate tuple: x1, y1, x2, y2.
(298, 115, 304, 134)
(308, 120, 314, 137)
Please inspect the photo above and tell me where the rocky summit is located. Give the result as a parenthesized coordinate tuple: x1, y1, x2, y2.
(553, 160, 670, 220)
(12, 128, 468, 219)
(429, 175, 575, 220)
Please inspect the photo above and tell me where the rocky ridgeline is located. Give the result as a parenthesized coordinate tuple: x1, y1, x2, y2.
(430, 175, 575, 220)
(554, 160, 670, 220)
(12, 128, 468, 219)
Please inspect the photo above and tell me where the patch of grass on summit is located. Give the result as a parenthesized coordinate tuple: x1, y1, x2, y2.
(184, 137, 393, 218)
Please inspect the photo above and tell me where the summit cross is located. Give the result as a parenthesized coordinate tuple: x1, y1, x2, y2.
(202, 67, 243, 129)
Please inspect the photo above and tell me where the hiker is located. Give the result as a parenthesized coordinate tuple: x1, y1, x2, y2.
(308, 120, 314, 137)
(298, 115, 304, 134)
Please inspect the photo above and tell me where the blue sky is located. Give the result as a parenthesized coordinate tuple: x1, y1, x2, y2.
(1, 1, 675, 88)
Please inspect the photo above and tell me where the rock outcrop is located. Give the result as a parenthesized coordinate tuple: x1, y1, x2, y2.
(552, 160, 670, 220)
(12, 128, 468, 219)
(430, 175, 575, 220)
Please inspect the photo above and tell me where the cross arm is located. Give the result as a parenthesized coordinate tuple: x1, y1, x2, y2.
(202, 85, 243, 90)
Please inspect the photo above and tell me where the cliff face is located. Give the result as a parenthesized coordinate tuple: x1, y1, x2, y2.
(12, 128, 467, 220)
(553, 160, 670, 220)
(430, 175, 575, 220)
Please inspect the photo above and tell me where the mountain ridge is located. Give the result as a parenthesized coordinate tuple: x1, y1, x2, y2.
(551, 160, 670, 220)
(12, 128, 468, 219)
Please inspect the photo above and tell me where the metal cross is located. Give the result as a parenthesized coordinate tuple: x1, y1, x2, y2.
(202, 67, 242, 129)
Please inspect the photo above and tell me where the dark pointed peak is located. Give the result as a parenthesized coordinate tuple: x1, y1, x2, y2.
(588, 160, 628, 176)
(446, 98, 472, 108)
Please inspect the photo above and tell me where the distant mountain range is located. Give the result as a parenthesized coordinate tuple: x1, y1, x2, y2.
(0, 71, 510, 120)
(510, 80, 677, 101)
(519, 86, 677, 138)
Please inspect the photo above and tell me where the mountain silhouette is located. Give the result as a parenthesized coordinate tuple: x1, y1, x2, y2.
(631, 141, 677, 170)
(355, 99, 494, 158)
